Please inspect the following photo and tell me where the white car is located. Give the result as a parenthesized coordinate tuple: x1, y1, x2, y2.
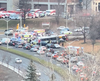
(37, 50, 45, 55)
(77, 61, 84, 66)
(1, 38, 10, 44)
(74, 27, 82, 32)
(15, 58, 22, 63)
(36, 70, 41, 76)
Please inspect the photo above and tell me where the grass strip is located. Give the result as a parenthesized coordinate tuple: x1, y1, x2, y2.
(0, 46, 76, 80)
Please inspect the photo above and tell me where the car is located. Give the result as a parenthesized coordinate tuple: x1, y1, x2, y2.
(30, 48, 38, 52)
(60, 30, 72, 35)
(70, 57, 78, 63)
(5, 30, 13, 36)
(74, 27, 82, 32)
(77, 61, 84, 66)
(46, 43, 54, 48)
(23, 43, 31, 50)
(15, 43, 23, 48)
(1, 38, 10, 44)
(53, 44, 61, 48)
(37, 50, 45, 55)
(46, 52, 52, 57)
(56, 56, 64, 62)
(8, 41, 18, 46)
(31, 45, 39, 49)
(36, 70, 41, 76)
(71, 65, 80, 71)
(0, 41, 2, 45)
(61, 58, 69, 64)
(52, 54, 59, 59)
(47, 48, 54, 53)
(57, 26, 66, 30)
(39, 46, 47, 51)
(15, 58, 22, 63)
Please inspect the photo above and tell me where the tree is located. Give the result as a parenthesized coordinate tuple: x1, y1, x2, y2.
(18, 0, 31, 25)
(82, 0, 92, 10)
(25, 60, 38, 81)
(75, 11, 91, 43)
(89, 16, 99, 53)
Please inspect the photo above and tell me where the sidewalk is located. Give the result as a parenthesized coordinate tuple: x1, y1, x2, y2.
(0, 65, 23, 81)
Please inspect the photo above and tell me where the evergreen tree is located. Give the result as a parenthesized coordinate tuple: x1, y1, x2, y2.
(25, 60, 37, 81)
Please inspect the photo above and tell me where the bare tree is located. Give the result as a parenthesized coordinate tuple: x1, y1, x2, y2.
(82, 0, 92, 10)
(75, 11, 91, 43)
(18, 0, 31, 25)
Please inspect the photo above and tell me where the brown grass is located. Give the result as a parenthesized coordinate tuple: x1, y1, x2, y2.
(64, 40, 100, 55)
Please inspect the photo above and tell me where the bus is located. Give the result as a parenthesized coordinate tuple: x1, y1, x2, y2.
(37, 34, 68, 43)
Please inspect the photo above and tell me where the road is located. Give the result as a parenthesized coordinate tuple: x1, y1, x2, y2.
(0, 50, 65, 81)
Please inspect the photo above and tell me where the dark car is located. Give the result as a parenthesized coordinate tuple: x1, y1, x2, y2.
(46, 43, 54, 48)
(8, 41, 18, 46)
(23, 43, 31, 50)
(37, 41, 48, 46)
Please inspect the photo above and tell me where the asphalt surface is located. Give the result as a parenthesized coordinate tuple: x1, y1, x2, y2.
(0, 50, 64, 81)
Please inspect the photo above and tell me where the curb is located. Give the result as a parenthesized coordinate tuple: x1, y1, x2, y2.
(0, 61, 26, 79)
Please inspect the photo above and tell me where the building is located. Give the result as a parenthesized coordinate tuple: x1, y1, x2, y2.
(91, 0, 100, 12)
(0, 0, 81, 15)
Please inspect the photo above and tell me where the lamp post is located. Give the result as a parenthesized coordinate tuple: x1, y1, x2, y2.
(66, 39, 79, 81)
(4, 18, 10, 49)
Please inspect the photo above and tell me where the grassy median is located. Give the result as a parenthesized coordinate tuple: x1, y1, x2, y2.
(0, 46, 76, 80)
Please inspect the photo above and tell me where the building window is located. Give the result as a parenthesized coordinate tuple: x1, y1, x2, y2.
(98, 3, 100, 11)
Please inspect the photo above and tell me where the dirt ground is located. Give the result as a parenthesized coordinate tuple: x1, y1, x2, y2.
(64, 40, 100, 55)
(0, 65, 23, 81)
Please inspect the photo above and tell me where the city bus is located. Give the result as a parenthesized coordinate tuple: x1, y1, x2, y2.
(37, 34, 68, 43)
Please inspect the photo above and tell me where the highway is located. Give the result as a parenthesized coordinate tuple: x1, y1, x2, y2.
(0, 49, 65, 81)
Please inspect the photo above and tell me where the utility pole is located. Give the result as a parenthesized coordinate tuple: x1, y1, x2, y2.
(31, 0, 34, 9)
(65, 0, 68, 28)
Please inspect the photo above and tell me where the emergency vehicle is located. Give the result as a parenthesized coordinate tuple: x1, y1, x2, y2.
(46, 9, 56, 16)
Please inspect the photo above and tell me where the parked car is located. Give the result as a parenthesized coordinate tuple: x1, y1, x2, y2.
(9, 13, 20, 19)
(74, 27, 82, 32)
(15, 58, 22, 63)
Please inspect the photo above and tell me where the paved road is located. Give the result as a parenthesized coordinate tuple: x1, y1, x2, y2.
(0, 50, 65, 81)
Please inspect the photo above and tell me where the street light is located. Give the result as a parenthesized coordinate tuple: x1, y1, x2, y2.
(66, 39, 79, 81)
(4, 18, 10, 49)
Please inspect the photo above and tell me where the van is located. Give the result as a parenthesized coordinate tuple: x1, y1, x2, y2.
(9, 13, 20, 19)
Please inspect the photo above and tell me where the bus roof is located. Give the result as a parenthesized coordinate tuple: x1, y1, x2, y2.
(38, 34, 66, 39)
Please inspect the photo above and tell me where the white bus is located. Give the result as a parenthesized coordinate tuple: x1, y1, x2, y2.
(37, 34, 68, 43)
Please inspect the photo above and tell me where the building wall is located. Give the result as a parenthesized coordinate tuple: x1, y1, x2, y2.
(91, 0, 100, 12)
